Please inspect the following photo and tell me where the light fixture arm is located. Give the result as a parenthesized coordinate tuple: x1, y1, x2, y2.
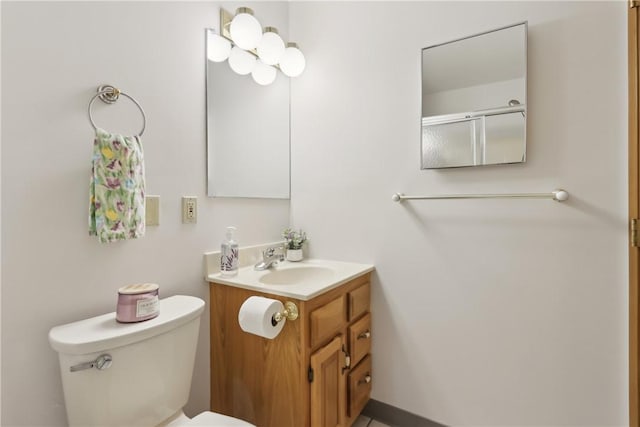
(220, 8, 234, 40)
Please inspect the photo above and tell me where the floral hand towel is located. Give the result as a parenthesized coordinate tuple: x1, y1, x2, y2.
(89, 128, 145, 243)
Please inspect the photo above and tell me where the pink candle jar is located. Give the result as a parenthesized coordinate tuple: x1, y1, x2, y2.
(116, 283, 160, 323)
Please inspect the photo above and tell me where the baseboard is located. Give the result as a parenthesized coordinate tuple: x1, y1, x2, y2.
(362, 399, 447, 427)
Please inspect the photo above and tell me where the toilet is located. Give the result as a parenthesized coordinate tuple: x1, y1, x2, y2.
(48, 295, 254, 427)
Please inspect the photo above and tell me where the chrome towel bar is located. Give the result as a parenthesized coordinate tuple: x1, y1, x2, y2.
(392, 189, 569, 203)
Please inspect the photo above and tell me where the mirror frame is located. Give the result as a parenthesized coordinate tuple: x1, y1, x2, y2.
(420, 21, 528, 170)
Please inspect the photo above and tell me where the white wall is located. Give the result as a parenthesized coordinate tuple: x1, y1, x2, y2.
(1, 2, 289, 426)
(290, 2, 627, 426)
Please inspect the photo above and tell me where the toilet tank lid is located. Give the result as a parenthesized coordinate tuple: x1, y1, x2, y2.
(48, 295, 205, 355)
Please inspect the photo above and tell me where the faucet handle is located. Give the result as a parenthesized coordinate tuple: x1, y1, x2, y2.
(264, 247, 276, 257)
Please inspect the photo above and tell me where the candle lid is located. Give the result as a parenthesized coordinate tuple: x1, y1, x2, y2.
(118, 283, 159, 295)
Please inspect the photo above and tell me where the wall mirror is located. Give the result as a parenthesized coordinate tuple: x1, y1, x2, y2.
(206, 27, 290, 199)
(421, 22, 527, 169)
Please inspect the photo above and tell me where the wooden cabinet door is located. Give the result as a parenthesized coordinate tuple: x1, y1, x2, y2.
(347, 355, 372, 418)
(310, 335, 346, 427)
(310, 296, 346, 349)
(348, 313, 371, 368)
(348, 284, 370, 321)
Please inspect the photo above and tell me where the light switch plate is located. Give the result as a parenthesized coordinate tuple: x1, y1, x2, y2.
(145, 195, 160, 226)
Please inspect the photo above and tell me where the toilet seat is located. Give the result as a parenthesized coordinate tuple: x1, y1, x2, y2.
(184, 411, 255, 427)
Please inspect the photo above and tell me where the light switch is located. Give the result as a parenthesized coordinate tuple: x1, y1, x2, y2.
(145, 195, 160, 226)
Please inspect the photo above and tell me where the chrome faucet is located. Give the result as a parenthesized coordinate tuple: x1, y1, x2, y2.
(254, 245, 285, 271)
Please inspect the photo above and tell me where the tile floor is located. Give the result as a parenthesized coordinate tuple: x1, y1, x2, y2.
(353, 415, 391, 427)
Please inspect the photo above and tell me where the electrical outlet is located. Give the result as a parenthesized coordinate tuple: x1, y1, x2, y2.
(182, 196, 197, 224)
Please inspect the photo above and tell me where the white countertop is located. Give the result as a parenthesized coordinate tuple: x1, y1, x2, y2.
(206, 258, 374, 301)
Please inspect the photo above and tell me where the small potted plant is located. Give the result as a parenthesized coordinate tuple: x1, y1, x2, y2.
(282, 228, 307, 262)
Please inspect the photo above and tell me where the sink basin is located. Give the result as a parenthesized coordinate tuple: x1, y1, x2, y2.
(206, 256, 374, 301)
(259, 266, 336, 285)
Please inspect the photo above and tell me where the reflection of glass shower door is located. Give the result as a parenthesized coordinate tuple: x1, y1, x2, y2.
(421, 111, 525, 168)
(484, 112, 526, 164)
(421, 118, 483, 168)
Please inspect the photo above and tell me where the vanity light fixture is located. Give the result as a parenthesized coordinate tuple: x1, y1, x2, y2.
(207, 7, 305, 85)
(251, 60, 277, 86)
(229, 7, 262, 50)
(228, 46, 256, 75)
(256, 27, 285, 66)
(279, 42, 306, 77)
(207, 31, 231, 62)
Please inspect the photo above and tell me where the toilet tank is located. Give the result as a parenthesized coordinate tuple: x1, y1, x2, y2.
(49, 295, 205, 427)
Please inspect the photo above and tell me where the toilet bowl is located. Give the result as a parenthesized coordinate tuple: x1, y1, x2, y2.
(48, 295, 254, 427)
(164, 410, 254, 427)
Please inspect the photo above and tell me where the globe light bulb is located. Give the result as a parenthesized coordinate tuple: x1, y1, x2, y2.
(251, 60, 277, 86)
(256, 27, 285, 66)
(279, 42, 305, 77)
(207, 30, 231, 63)
(229, 8, 262, 50)
(228, 46, 256, 75)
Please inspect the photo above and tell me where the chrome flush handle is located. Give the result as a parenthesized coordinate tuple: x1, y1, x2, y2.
(69, 354, 113, 372)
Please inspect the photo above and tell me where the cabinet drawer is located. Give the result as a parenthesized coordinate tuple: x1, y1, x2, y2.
(310, 296, 346, 349)
(348, 283, 370, 321)
(348, 355, 372, 418)
(348, 313, 371, 367)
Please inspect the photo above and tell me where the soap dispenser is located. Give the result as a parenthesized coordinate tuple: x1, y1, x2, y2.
(220, 226, 239, 276)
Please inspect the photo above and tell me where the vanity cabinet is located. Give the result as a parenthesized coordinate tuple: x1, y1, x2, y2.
(209, 272, 372, 427)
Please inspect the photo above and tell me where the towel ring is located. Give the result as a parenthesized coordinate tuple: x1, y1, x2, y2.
(88, 85, 146, 137)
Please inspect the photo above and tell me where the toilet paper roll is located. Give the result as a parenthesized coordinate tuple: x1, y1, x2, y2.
(238, 296, 285, 339)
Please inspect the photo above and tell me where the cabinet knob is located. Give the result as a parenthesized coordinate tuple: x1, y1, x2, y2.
(341, 345, 351, 373)
(358, 374, 372, 385)
(357, 331, 371, 340)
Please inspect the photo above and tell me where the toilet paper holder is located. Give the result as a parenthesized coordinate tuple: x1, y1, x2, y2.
(271, 301, 299, 326)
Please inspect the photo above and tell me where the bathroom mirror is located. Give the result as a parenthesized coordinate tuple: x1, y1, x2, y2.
(421, 22, 527, 169)
(206, 29, 290, 198)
